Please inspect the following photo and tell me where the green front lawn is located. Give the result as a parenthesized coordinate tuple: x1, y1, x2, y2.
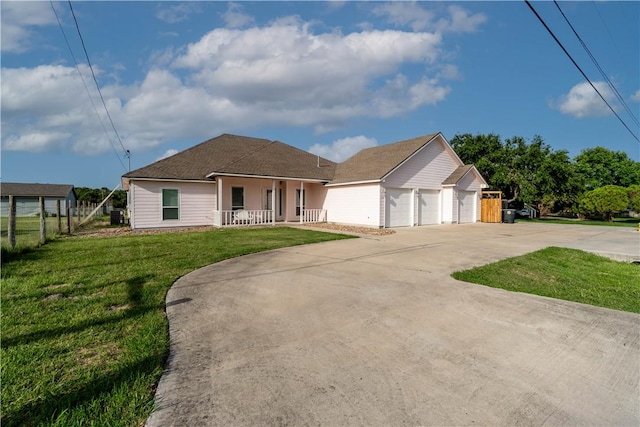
(1, 227, 353, 426)
(520, 217, 639, 227)
(452, 247, 640, 313)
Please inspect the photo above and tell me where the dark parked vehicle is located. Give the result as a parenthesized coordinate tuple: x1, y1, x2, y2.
(515, 205, 537, 219)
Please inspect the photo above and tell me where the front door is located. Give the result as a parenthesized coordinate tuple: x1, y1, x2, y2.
(263, 187, 283, 221)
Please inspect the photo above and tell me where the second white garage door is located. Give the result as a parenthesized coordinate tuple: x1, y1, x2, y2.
(418, 190, 440, 225)
(458, 191, 476, 223)
(385, 188, 412, 227)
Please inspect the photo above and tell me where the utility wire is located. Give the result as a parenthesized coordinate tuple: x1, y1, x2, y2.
(67, 0, 131, 168)
(591, 2, 630, 78)
(524, 0, 639, 143)
(50, 0, 127, 172)
(554, 1, 638, 127)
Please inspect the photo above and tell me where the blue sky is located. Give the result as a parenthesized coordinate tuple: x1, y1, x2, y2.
(2, 1, 639, 189)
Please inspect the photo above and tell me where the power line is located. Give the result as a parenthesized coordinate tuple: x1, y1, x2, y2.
(554, 1, 638, 127)
(591, 2, 630, 77)
(67, 0, 132, 169)
(524, 0, 639, 143)
(49, 0, 127, 172)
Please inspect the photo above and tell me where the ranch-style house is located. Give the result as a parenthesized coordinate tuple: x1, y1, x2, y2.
(122, 132, 487, 229)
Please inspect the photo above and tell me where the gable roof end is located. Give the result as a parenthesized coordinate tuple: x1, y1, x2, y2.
(442, 164, 488, 187)
(330, 133, 440, 185)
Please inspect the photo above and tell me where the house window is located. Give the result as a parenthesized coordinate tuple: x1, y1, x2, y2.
(162, 189, 179, 220)
(266, 189, 273, 210)
(232, 187, 244, 210)
(296, 189, 305, 216)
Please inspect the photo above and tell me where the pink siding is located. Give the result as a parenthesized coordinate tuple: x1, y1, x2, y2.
(379, 186, 385, 228)
(218, 177, 275, 210)
(457, 171, 485, 192)
(213, 177, 325, 222)
(457, 171, 485, 221)
(131, 180, 216, 229)
(285, 182, 299, 221)
(441, 188, 454, 223)
(323, 184, 381, 227)
(305, 183, 327, 209)
(452, 190, 459, 223)
(384, 137, 462, 189)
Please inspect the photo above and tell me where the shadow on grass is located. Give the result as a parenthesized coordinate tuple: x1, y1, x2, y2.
(1, 303, 156, 348)
(127, 274, 154, 307)
(1, 246, 43, 266)
(3, 274, 157, 348)
(1, 352, 165, 427)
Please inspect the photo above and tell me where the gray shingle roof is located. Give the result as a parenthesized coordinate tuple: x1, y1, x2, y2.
(329, 133, 439, 184)
(123, 134, 336, 181)
(442, 165, 475, 185)
(122, 131, 481, 188)
(1, 182, 75, 198)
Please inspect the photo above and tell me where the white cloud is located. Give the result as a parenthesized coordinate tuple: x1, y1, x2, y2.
(171, 21, 444, 125)
(309, 136, 378, 162)
(2, 12, 476, 155)
(3, 131, 70, 152)
(631, 90, 640, 103)
(436, 64, 461, 80)
(327, 1, 346, 10)
(372, 2, 486, 33)
(554, 81, 615, 118)
(156, 3, 201, 24)
(1, 64, 135, 156)
(372, 1, 435, 32)
(221, 2, 254, 29)
(157, 149, 179, 161)
(445, 5, 488, 33)
(1, 1, 56, 52)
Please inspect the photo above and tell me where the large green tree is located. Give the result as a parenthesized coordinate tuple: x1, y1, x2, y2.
(535, 150, 584, 215)
(628, 184, 640, 212)
(575, 147, 640, 190)
(578, 185, 629, 221)
(450, 133, 581, 212)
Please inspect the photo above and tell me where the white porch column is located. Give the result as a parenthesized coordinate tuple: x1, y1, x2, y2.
(217, 177, 222, 211)
(271, 179, 276, 225)
(299, 181, 304, 224)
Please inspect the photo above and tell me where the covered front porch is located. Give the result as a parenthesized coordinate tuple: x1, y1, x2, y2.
(211, 175, 328, 227)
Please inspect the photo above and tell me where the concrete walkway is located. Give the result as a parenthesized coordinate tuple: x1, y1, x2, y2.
(147, 223, 639, 426)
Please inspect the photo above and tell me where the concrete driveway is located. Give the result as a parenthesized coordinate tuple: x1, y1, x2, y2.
(147, 223, 639, 426)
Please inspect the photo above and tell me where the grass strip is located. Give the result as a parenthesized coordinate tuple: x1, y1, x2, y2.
(1, 227, 353, 426)
(452, 247, 640, 314)
(520, 217, 639, 227)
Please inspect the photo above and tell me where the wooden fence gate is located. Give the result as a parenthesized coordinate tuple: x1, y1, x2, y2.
(481, 191, 502, 223)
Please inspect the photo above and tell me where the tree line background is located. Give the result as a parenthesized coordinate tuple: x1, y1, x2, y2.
(450, 133, 639, 221)
(76, 187, 127, 210)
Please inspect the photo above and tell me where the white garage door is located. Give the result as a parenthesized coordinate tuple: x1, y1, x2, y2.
(458, 191, 476, 223)
(385, 188, 412, 227)
(418, 190, 440, 225)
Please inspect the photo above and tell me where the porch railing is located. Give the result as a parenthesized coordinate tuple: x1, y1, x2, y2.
(213, 209, 274, 227)
(213, 209, 327, 227)
(302, 209, 326, 223)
